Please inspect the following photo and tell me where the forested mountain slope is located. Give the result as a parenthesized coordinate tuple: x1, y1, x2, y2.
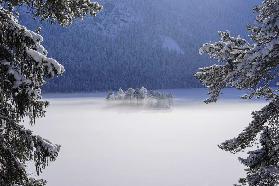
(21, 0, 260, 92)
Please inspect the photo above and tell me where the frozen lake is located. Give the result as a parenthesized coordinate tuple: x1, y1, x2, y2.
(28, 89, 266, 186)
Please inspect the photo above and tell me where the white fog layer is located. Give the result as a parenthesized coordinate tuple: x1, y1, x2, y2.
(27, 89, 265, 186)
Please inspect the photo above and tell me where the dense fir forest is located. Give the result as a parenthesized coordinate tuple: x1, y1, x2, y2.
(20, 0, 259, 92)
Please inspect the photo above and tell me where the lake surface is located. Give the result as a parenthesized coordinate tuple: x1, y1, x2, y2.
(27, 89, 265, 186)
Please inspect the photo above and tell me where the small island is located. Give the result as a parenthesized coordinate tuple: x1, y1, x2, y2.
(106, 87, 173, 108)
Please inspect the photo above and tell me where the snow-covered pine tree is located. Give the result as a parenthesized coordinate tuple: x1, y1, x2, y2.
(125, 88, 136, 100)
(139, 87, 148, 99)
(0, 1, 102, 185)
(195, 0, 279, 185)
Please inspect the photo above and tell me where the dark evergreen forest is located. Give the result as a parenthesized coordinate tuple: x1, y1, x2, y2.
(20, 0, 259, 92)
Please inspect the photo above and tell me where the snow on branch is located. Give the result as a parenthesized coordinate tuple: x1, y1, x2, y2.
(0, 7, 64, 98)
(196, 1, 279, 185)
(1, 0, 103, 26)
(196, 29, 279, 103)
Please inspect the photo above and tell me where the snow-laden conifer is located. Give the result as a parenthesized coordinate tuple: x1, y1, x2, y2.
(0, 1, 102, 185)
(195, 0, 279, 185)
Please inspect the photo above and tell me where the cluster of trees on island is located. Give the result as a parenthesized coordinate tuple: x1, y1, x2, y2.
(0, 0, 278, 186)
(106, 87, 173, 108)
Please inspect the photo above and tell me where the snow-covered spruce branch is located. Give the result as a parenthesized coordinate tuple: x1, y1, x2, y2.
(1, 122, 60, 175)
(195, 0, 279, 185)
(219, 98, 279, 153)
(0, 0, 102, 185)
(0, 0, 102, 26)
(0, 7, 64, 97)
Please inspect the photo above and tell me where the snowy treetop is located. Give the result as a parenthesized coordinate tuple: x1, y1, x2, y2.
(196, 0, 279, 103)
